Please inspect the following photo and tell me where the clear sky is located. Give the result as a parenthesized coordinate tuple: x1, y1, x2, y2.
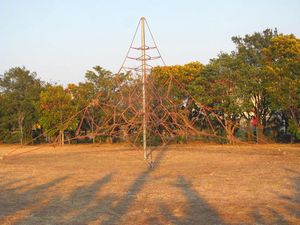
(1, 0, 299, 85)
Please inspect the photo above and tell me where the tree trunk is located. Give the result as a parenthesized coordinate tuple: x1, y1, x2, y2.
(60, 130, 64, 146)
(20, 124, 23, 145)
(91, 121, 95, 144)
(60, 110, 64, 146)
(17, 111, 25, 145)
(225, 120, 235, 144)
(256, 122, 264, 143)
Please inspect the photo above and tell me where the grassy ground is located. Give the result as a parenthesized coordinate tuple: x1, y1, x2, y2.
(0, 143, 299, 225)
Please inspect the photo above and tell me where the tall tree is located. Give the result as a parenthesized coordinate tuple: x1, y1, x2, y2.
(39, 85, 77, 145)
(67, 66, 131, 143)
(232, 29, 278, 141)
(263, 34, 300, 140)
(0, 67, 43, 144)
(192, 53, 249, 143)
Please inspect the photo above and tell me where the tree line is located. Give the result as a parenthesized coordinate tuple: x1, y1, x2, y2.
(0, 29, 299, 144)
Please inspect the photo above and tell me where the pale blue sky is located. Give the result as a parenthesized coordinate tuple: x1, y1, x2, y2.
(1, 0, 299, 85)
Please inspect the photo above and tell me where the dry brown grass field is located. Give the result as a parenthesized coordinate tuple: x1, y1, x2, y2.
(0, 143, 299, 225)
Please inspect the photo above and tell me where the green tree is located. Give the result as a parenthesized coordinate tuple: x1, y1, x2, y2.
(192, 53, 249, 143)
(150, 62, 205, 118)
(0, 67, 43, 144)
(232, 29, 279, 141)
(263, 34, 300, 140)
(67, 66, 131, 143)
(39, 85, 77, 145)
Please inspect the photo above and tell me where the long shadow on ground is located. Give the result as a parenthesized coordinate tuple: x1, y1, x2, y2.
(100, 149, 166, 225)
(250, 168, 300, 225)
(159, 175, 225, 225)
(18, 173, 114, 225)
(0, 176, 68, 224)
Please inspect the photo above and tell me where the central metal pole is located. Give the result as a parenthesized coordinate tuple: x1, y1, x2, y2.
(141, 17, 147, 160)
